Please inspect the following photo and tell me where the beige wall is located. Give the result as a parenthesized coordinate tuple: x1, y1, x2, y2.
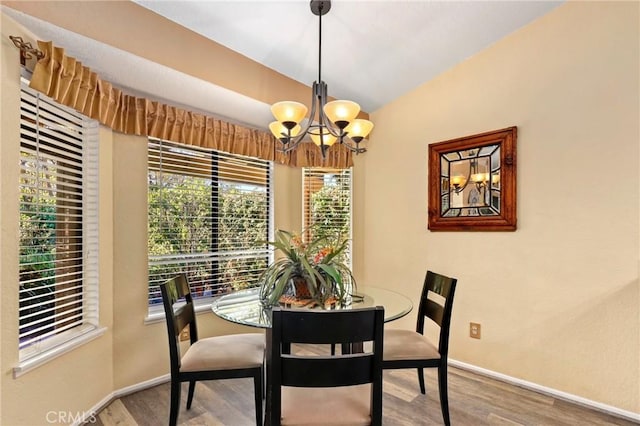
(0, 0, 367, 120)
(110, 132, 301, 390)
(0, 12, 303, 423)
(0, 1, 638, 424)
(365, 1, 639, 413)
(1, 15, 116, 425)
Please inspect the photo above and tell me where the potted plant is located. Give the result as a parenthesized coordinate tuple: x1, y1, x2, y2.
(258, 228, 355, 308)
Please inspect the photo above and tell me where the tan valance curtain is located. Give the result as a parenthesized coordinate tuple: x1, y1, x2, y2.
(28, 40, 353, 168)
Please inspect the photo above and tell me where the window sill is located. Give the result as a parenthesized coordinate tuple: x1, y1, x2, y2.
(14, 326, 107, 378)
(144, 300, 214, 325)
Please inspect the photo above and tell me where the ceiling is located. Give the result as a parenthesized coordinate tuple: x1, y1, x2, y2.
(4, 1, 562, 129)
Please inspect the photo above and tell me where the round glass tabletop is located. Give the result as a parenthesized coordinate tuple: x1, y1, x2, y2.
(211, 286, 413, 328)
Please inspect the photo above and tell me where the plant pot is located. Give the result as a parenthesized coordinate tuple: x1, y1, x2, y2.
(291, 277, 313, 300)
(260, 276, 312, 307)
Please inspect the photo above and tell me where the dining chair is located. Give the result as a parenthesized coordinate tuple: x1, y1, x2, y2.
(266, 306, 385, 426)
(160, 274, 265, 426)
(382, 270, 458, 426)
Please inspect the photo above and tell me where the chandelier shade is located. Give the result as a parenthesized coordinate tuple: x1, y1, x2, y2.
(345, 119, 374, 142)
(270, 101, 308, 127)
(269, 0, 374, 158)
(323, 100, 360, 127)
(471, 173, 489, 184)
(310, 132, 338, 147)
(269, 121, 301, 139)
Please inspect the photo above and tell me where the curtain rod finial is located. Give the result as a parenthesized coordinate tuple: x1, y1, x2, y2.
(9, 35, 44, 66)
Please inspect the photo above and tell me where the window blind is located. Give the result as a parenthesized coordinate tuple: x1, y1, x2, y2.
(18, 81, 99, 359)
(148, 139, 271, 308)
(302, 168, 352, 266)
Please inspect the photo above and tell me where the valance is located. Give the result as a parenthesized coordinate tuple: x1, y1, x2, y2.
(28, 40, 353, 168)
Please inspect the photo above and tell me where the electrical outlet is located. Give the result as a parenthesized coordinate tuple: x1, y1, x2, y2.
(470, 322, 481, 339)
(179, 328, 190, 341)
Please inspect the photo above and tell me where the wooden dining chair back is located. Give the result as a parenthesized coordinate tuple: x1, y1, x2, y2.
(160, 274, 265, 426)
(382, 270, 458, 426)
(267, 306, 385, 426)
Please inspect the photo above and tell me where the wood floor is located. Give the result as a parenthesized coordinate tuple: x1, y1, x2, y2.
(93, 346, 637, 426)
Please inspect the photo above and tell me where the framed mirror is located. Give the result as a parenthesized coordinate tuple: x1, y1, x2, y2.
(428, 127, 517, 231)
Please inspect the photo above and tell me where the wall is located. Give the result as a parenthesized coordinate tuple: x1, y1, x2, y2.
(1, 1, 638, 423)
(365, 1, 639, 413)
(110, 133, 301, 390)
(0, 0, 367, 121)
(0, 14, 115, 425)
(0, 11, 304, 423)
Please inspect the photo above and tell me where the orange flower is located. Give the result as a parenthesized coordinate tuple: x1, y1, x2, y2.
(314, 247, 333, 264)
(291, 234, 306, 251)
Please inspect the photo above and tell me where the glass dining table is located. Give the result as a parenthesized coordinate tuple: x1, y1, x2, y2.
(211, 285, 413, 328)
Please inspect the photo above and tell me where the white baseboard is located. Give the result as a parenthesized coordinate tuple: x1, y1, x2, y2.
(73, 374, 170, 426)
(77, 363, 640, 426)
(448, 358, 640, 423)
(113, 374, 171, 399)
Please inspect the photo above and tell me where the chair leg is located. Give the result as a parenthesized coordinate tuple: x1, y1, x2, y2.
(169, 379, 181, 426)
(254, 371, 263, 426)
(262, 363, 266, 400)
(438, 364, 450, 426)
(264, 363, 271, 426)
(186, 380, 196, 409)
(417, 367, 426, 394)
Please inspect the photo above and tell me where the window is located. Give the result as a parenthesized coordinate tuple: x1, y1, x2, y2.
(302, 168, 352, 265)
(147, 139, 271, 311)
(18, 80, 100, 363)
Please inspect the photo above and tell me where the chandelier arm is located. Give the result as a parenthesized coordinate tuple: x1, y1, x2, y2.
(453, 156, 474, 193)
(317, 114, 342, 139)
(315, 81, 343, 138)
(279, 143, 300, 154)
(297, 82, 320, 140)
(339, 136, 367, 154)
(277, 81, 322, 154)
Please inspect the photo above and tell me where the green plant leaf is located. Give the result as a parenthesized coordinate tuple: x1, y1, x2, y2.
(269, 268, 293, 305)
(317, 263, 341, 285)
(258, 226, 355, 307)
(321, 237, 349, 263)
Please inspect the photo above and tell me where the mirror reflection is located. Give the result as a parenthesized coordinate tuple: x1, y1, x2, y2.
(440, 144, 501, 217)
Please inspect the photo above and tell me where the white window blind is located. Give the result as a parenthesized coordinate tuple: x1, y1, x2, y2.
(302, 168, 352, 266)
(148, 139, 271, 309)
(18, 81, 99, 361)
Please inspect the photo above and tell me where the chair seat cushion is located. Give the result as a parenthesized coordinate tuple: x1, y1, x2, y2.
(180, 333, 264, 372)
(383, 329, 440, 361)
(281, 384, 371, 426)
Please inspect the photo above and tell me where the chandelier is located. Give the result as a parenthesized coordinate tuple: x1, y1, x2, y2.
(450, 156, 500, 195)
(269, 0, 374, 158)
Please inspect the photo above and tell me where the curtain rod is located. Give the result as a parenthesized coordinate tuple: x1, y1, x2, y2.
(9, 36, 44, 65)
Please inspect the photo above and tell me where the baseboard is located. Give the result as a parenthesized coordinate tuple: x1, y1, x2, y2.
(449, 358, 640, 423)
(113, 373, 171, 399)
(77, 363, 640, 426)
(73, 374, 170, 426)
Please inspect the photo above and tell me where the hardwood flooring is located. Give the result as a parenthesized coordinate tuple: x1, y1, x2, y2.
(92, 345, 637, 426)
